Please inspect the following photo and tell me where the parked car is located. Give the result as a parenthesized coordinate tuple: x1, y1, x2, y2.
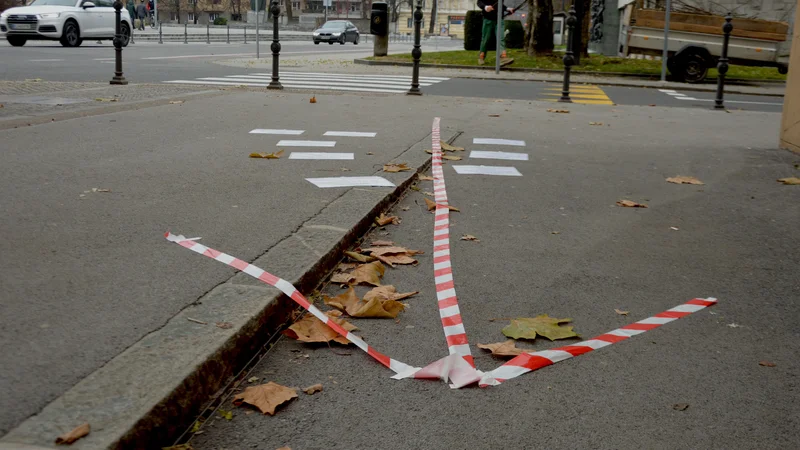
(312, 20, 359, 45)
(0, 0, 132, 47)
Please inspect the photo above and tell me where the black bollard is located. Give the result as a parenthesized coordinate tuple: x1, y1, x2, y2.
(110, 0, 127, 85)
(267, 0, 283, 90)
(206, 22, 210, 44)
(227, 23, 230, 44)
(244, 26, 247, 44)
(559, 6, 577, 103)
(184, 23, 188, 44)
(407, 0, 423, 95)
(714, 14, 733, 110)
(158, 21, 162, 44)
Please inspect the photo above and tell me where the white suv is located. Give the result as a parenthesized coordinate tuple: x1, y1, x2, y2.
(0, 0, 132, 47)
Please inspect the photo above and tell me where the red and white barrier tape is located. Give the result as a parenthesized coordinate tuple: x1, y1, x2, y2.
(478, 297, 718, 387)
(165, 232, 420, 378)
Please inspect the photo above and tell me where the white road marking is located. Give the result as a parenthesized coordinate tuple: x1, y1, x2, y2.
(277, 140, 336, 147)
(452, 165, 523, 176)
(289, 152, 354, 160)
(306, 176, 395, 188)
(29, 59, 64, 62)
(249, 129, 305, 135)
(164, 79, 408, 94)
(469, 150, 529, 161)
(323, 131, 376, 137)
(472, 138, 526, 146)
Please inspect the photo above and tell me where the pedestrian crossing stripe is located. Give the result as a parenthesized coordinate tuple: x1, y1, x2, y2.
(541, 85, 614, 105)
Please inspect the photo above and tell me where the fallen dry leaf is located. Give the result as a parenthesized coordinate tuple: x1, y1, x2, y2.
(488, 114, 501, 117)
(249, 150, 284, 159)
(310, 96, 317, 103)
(370, 240, 394, 247)
(169, 100, 185, 105)
(363, 285, 418, 302)
(344, 251, 376, 264)
(55, 423, 90, 445)
(215, 322, 233, 329)
(502, 315, 579, 341)
(282, 312, 357, 345)
(422, 191, 435, 196)
(324, 287, 405, 318)
(336, 262, 359, 272)
(477, 340, 525, 357)
(589, 122, 603, 126)
(759, 361, 777, 367)
(303, 384, 323, 395)
(418, 175, 434, 181)
(383, 163, 411, 173)
(777, 177, 800, 185)
(248, 376, 260, 383)
(442, 154, 462, 161)
(91, 188, 111, 193)
(362, 246, 424, 257)
(218, 409, 233, 420)
(162, 445, 194, 450)
(94, 97, 119, 102)
(332, 261, 385, 286)
(666, 176, 705, 185)
(424, 197, 460, 212)
(440, 142, 464, 152)
(672, 403, 690, 411)
(547, 108, 570, 113)
(461, 234, 480, 242)
(375, 213, 400, 226)
(277, 447, 292, 450)
(614, 309, 629, 316)
(616, 200, 648, 208)
(233, 382, 298, 415)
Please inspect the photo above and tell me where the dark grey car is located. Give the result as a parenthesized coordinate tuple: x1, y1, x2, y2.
(312, 20, 359, 45)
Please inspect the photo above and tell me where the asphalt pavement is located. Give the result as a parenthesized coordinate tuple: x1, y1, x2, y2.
(186, 99, 800, 450)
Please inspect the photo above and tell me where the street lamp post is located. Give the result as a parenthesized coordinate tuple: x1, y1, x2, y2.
(110, 0, 128, 85)
(559, 5, 576, 102)
(267, 0, 283, 90)
(407, 0, 423, 95)
(714, 14, 733, 110)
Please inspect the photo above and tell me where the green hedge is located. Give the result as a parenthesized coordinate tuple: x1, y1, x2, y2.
(505, 20, 523, 49)
(213, 17, 228, 25)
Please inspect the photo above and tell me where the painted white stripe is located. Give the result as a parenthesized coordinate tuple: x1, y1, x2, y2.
(93, 58, 115, 61)
(443, 324, 466, 337)
(433, 260, 451, 270)
(668, 304, 706, 313)
(473, 138, 526, 146)
(274, 279, 297, 297)
(163, 80, 408, 94)
(449, 344, 472, 355)
(435, 273, 454, 284)
(439, 305, 460, 318)
(452, 165, 523, 177)
(29, 59, 64, 62)
(215, 253, 235, 264)
(288, 152, 354, 160)
(243, 265, 265, 279)
(469, 150, 529, 161)
(533, 349, 574, 363)
(305, 176, 395, 188)
(608, 328, 647, 337)
(638, 316, 676, 325)
(232, 74, 438, 85)
(277, 140, 336, 147)
(249, 129, 304, 135)
(437, 288, 456, 300)
(575, 339, 613, 350)
(216, 75, 435, 88)
(658, 89, 677, 93)
(675, 97, 783, 106)
(143, 53, 254, 60)
(323, 131, 377, 137)
(259, 71, 450, 81)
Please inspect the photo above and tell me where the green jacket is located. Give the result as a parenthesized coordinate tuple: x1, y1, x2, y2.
(126, 0, 135, 17)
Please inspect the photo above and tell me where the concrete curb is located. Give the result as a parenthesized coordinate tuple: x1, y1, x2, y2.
(353, 58, 787, 97)
(0, 127, 455, 450)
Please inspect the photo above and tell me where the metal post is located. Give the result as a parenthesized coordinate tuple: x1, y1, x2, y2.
(206, 22, 210, 44)
(244, 25, 247, 44)
(130, 23, 134, 44)
(267, 0, 283, 89)
(660, 0, 671, 81)
(227, 23, 230, 43)
(407, 0, 423, 95)
(158, 21, 163, 44)
(256, 1, 260, 58)
(110, 0, 128, 85)
(495, 0, 503, 74)
(715, 13, 733, 109)
(559, 5, 576, 102)
(184, 22, 188, 43)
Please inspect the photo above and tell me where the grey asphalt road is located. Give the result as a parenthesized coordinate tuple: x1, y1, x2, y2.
(189, 102, 799, 449)
(0, 91, 476, 436)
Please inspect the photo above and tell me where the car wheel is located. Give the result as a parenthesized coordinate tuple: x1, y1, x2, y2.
(340, 36, 346, 45)
(7, 36, 27, 47)
(120, 22, 131, 47)
(778, 65, 788, 75)
(328, 41, 334, 45)
(314, 40, 320, 45)
(354, 33, 359, 45)
(61, 20, 81, 47)
(676, 52, 708, 83)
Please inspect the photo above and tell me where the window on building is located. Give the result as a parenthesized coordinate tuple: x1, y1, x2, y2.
(187, 12, 195, 21)
(407, 17, 411, 28)
(209, 12, 220, 20)
(292, 1, 300, 9)
(212, 0, 221, 4)
(170, 12, 177, 21)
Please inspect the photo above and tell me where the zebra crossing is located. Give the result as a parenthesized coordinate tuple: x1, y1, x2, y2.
(451, 138, 529, 178)
(165, 71, 450, 94)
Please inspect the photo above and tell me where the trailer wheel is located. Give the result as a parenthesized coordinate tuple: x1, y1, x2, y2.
(778, 65, 788, 75)
(675, 51, 709, 83)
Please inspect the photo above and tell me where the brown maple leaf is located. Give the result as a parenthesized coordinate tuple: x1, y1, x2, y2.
(666, 176, 705, 185)
(477, 340, 526, 357)
(249, 150, 284, 159)
(383, 163, 411, 173)
(616, 200, 648, 208)
(303, 384, 323, 395)
(777, 177, 800, 185)
(440, 142, 464, 152)
(363, 285, 418, 302)
(375, 213, 400, 226)
(55, 423, 90, 445)
(281, 312, 357, 345)
(502, 315, 579, 341)
(370, 240, 395, 247)
(461, 234, 480, 242)
(424, 197, 460, 212)
(324, 287, 405, 318)
(418, 175, 434, 181)
(233, 382, 298, 415)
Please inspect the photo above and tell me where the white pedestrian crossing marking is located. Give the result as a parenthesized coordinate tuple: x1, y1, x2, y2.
(452, 165, 523, 176)
(473, 138, 526, 146)
(249, 129, 305, 135)
(306, 176, 396, 188)
(324, 131, 377, 137)
(164, 71, 449, 94)
(289, 152, 354, 160)
(469, 151, 529, 161)
(276, 140, 336, 147)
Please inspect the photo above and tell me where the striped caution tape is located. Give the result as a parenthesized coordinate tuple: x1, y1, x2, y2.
(165, 232, 420, 378)
(479, 298, 718, 387)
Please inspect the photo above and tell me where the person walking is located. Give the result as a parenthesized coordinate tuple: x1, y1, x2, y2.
(135, 0, 147, 31)
(476, 0, 514, 65)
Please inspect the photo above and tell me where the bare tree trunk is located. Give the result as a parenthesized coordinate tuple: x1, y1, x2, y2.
(192, 0, 197, 24)
(579, 0, 590, 58)
(285, 0, 293, 21)
(532, 0, 553, 55)
(428, 0, 436, 34)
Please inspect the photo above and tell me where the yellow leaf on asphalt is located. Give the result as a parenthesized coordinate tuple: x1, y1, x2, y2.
(616, 200, 648, 208)
(418, 175, 434, 181)
(282, 312, 357, 345)
(614, 309, 629, 316)
(442, 154, 462, 161)
(218, 409, 233, 420)
(55, 423, 90, 445)
(303, 384, 323, 395)
(363, 285, 418, 302)
(502, 315, 579, 341)
(383, 163, 411, 173)
(233, 382, 298, 415)
(344, 251, 376, 264)
(376, 213, 400, 226)
(424, 197, 460, 212)
(477, 340, 526, 357)
(310, 96, 317, 103)
(249, 150, 284, 159)
(461, 234, 480, 242)
(777, 177, 800, 185)
(666, 176, 705, 185)
(440, 142, 464, 152)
